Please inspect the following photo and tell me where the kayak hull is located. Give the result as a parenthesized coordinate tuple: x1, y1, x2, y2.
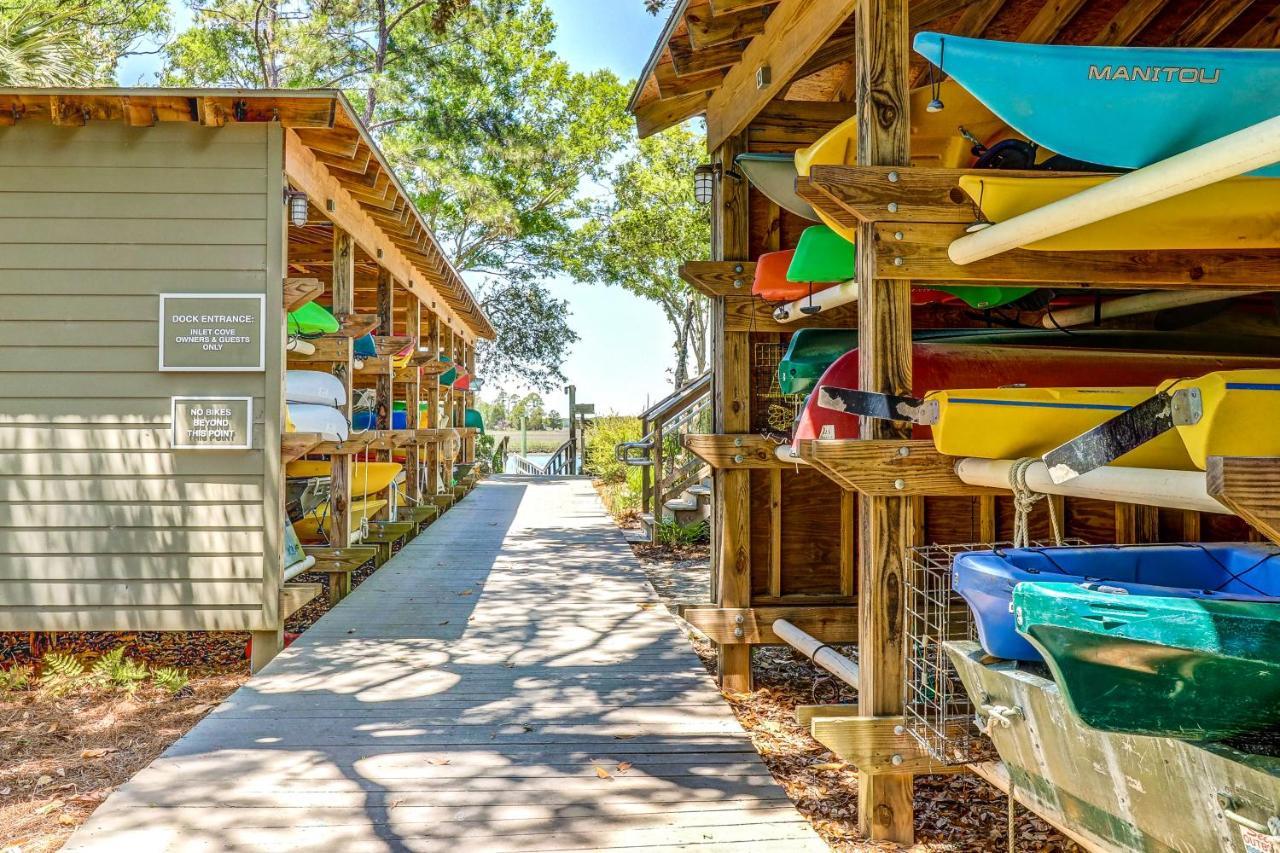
(285, 461, 404, 497)
(794, 335, 1280, 444)
(787, 225, 854, 284)
(1167, 370, 1280, 468)
(955, 542, 1280, 662)
(913, 32, 1280, 177)
(960, 174, 1280, 251)
(292, 498, 388, 542)
(286, 370, 345, 407)
(286, 403, 349, 442)
(735, 153, 818, 221)
(287, 302, 338, 336)
(1015, 581, 1280, 741)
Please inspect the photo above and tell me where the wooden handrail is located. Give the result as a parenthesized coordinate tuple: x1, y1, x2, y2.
(641, 373, 711, 425)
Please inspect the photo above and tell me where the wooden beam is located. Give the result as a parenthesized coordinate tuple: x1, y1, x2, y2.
(723, 293, 859, 332)
(705, 0, 858, 151)
(655, 62, 727, 98)
(679, 605, 858, 644)
(809, 715, 967, 775)
(1235, 3, 1280, 47)
(795, 439, 997, 496)
(874, 223, 1280, 288)
(1207, 456, 1280, 546)
(1168, 0, 1255, 45)
(669, 36, 751, 76)
(1091, 0, 1169, 44)
(330, 227, 356, 548)
(855, 0, 914, 841)
(284, 277, 325, 312)
(794, 177, 860, 228)
(686, 1, 774, 48)
(634, 91, 711, 137)
(680, 261, 755, 297)
(709, 0, 773, 12)
(1018, 0, 1089, 43)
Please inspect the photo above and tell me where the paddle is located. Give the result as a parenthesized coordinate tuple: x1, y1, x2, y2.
(816, 385, 938, 425)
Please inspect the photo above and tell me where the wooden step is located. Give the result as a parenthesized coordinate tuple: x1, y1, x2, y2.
(280, 582, 323, 619)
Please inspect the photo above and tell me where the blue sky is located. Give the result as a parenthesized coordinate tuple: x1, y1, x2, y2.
(120, 1, 675, 417)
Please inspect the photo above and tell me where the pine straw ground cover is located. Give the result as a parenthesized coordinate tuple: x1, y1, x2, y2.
(632, 540, 1080, 852)
(0, 555, 385, 853)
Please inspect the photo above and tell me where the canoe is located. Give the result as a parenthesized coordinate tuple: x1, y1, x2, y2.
(795, 79, 1009, 241)
(455, 373, 472, 391)
(959, 174, 1280, 251)
(955, 542, 1280, 662)
(792, 332, 1280, 443)
(287, 302, 339, 337)
(439, 356, 457, 386)
(285, 461, 404, 498)
(1014, 578, 1280, 741)
(912, 32, 1280, 177)
(734, 153, 818, 221)
(753, 248, 838, 302)
(292, 497, 388, 542)
(285, 370, 345, 407)
(286, 403, 349, 442)
(464, 408, 485, 434)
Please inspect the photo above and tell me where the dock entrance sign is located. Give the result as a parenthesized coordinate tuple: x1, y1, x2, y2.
(159, 293, 266, 371)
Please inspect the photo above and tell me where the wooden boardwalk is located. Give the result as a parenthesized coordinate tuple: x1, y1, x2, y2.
(66, 477, 825, 852)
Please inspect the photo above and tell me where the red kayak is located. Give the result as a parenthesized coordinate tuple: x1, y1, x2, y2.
(794, 341, 1280, 444)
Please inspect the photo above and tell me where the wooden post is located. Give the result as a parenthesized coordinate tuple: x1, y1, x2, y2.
(425, 310, 441, 496)
(374, 268, 395, 520)
(464, 341, 476, 463)
(855, 0, 915, 842)
(711, 130, 752, 692)
(330, 227, 356, 547)
(405, 297, 422, 501)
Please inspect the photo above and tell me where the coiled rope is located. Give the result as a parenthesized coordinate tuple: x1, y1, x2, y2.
(1008, 457, 1062, 549)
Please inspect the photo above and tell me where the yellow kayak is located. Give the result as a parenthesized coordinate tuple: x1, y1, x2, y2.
(796, 80, 1010, 242)
(959, 174, 1280, 251)
(1161, 370, 1280, 469)
(285, 461, 403, 497)
(927, 387, 1194, 470)
(291, 498, 387, 541)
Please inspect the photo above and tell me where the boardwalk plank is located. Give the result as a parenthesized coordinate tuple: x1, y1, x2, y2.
(64, 478, 825, 852)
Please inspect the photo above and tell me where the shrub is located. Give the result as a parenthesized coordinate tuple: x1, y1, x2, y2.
(90, 646, 148, 694)
(151, 667, 191, 695)
(0, 664, 32, 692)
(655, 518, 709, 547)
(584, 416, 642, 485)
(39, 652, 86, 696)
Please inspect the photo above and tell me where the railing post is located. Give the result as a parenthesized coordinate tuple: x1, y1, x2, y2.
(653, 418, 665, 516)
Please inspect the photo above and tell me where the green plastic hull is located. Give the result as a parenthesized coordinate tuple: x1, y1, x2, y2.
(287, 301, 339, 336)
(1015, 583, 1280, 741)
(787, 225, 854, 283)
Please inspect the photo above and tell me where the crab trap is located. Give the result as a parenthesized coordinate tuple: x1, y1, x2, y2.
(903, 540, 1082, 765)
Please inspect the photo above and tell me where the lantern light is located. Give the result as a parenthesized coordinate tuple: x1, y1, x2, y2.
(694, 163, 717, 205)
(286, 190, 309, 227)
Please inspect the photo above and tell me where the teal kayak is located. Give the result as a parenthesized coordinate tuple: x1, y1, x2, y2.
(913, 33, 1280, 177)
(735, 153, 817, 221)
(1015, 581, 1280, 742)
(464, 408, 485, 434)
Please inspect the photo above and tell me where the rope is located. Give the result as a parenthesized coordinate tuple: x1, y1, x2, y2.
(1008, 774, 1017, 852)
(1008, 457, 1062, 549)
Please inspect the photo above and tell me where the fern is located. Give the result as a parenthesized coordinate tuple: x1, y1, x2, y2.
(89, 647, 148, 693)
(151, 667, 190, 695)
(0, 664, 32, 692)
(39, 652, 86, 696)
(656, 518, 709, 547)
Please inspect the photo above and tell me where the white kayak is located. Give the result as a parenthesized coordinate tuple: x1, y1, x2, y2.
(286, 370, 345, 407)
(286, 403, 349, 442)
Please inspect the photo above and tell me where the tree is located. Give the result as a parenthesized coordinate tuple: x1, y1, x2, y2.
(545, 409, 562, 430)
(164, 0, 631, 390)
(568, 126, 711, 387)
(0, 0, 169, 85)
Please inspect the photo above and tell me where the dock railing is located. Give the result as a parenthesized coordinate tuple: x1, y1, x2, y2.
(615, 372, 712, 527)
(510, 438, 578, 476)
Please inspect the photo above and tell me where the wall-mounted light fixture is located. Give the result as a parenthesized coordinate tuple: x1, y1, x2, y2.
(693, 163, 743, 206)
(285, 190, 309, 227)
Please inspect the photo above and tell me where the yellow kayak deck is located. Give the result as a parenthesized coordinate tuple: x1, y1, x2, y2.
(292, 498, 388, 541)
(285, 461, 404, 497)
(931, 369, 1280, 471)
(959, 174, 1280, 251)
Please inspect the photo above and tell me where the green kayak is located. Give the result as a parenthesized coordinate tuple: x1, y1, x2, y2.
(464, 407, 485, 434)
(438, 356, 456, 387)
(1014, 582, 1280, 742)
(287, 301, 339, 336)
(931, 285, 1039, 310)
(787, 225, 854, 283)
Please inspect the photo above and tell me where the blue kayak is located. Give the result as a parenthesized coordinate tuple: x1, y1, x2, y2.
(953, 542, 1280, 662)
(913, 33, 1280, 177)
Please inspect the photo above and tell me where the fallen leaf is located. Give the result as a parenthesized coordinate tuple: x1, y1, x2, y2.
(35, 775, 53, 787)
(428, 758, 451, 766)
(593, 766, 612, 780)
(81, 748, 115, 759)
(389, 798, 405, 809)
(58, 812, 78, 826)
(456, 590, 472, 597)
(34, 799, 63, 815)
(47, 722, 58, 734)
(55, 768, 65, 777)
(809, 762, 845, 772)
(616, 761, 633, 773)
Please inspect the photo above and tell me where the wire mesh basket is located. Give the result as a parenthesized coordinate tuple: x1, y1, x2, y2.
(904, 540, 1083, 764)
(752, 340, 804, 434)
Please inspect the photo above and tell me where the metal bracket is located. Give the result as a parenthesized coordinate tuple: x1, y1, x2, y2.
(1171, 387, 1203, 427)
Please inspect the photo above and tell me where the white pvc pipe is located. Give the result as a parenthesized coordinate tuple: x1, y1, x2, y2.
(773, 619, 859, 688)
(1041, 290, 1259, 329)
(286, 338, 316, 355)
(955, 458, 1227, 514)
(949, 113, 1280, 265)
(282, 554, 317, 582)
(773, 280, 859, 323)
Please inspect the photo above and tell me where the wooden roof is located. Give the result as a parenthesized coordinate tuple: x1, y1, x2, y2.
(0, 87, 495, 340)
(629, 0, 1280, 146)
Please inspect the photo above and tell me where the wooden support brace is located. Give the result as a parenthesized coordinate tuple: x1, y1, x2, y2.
(1207, 456, 1280, 546)
(809, 714, 967, 776)
(678, 605, 859, 644)
(680, 260, 756, 298)
(280, 582, 323, 620)
(684, 433, 792, 469)
(795, 439, 998, 497)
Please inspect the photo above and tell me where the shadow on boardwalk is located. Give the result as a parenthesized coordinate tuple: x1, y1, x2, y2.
(64, 477, 824, 852)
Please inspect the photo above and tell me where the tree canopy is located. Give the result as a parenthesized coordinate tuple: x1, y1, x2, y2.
(0, 0, 168, 85)
(160, 0, 632, 391)
(568, 126, 711, 387)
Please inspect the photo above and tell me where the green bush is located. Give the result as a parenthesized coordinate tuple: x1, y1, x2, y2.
(151, 667, 191, 695)
(584, 416, 642, 484)
(0, 664, 32, 692)
(655, 518, 709, 547)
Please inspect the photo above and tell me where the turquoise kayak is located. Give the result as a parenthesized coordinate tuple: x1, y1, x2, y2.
(913, 33, 1280, 177)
